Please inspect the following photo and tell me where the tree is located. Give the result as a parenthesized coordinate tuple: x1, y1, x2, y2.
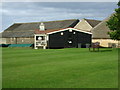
(106, 1, 120, 40)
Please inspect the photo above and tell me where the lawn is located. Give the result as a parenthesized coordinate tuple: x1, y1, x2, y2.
(2, 48, 118, 88)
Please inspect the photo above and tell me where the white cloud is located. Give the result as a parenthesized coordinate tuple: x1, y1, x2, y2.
(1, 2, 117, 32)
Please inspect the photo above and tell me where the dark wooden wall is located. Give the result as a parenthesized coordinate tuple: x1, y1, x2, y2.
(48, 30, 91, 48)
(48, 32, 65, 48)
(77, 32, 91, 47)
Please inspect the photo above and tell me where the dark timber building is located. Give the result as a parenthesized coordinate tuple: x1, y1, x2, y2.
(2, 19, 92, 49)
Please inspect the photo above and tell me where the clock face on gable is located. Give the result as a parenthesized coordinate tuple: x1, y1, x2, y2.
(38, 36, 42, 40)
(36, 36, 44, 40)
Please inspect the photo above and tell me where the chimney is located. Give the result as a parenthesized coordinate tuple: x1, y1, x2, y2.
(39, 22, 45, 31)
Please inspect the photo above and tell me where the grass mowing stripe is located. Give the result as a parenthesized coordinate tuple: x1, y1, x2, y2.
(2, 48, 118, 88)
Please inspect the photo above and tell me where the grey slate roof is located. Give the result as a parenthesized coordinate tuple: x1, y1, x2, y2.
(91, 16, 111, 39)
(2, 19, 79, 38)
(84, 19, 101, 27)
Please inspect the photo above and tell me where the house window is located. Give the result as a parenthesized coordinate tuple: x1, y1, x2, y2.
(73, 32, 76, 34)
(11, 38, 14, 42)
(36, 36, 44, 40)
(68, 41, 72, 43)
(38, 36, 42, 40)
(69, 29, 72, 32)
(21, 40, 24, 42)
(61, 32, 64, 35)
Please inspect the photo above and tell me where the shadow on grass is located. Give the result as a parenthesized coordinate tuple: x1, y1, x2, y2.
(89, 48, 113, 52)
(89, 50, 112, 52)
(99, 49, 112, 52)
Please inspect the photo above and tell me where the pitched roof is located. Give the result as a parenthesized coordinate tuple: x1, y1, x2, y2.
(35, 28, 66, 34)
(84, 18, 101, 27)
(91, 16, 111, 39)
(35, 28, 92, 35)
(2, 19, 79, 38)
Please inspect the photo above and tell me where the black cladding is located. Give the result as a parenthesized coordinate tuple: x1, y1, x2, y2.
(48, 30, 91, 48)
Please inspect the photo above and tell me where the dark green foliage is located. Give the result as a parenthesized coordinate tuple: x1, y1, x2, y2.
(106, 1, 120, 40)
(118, 0, 120, 6)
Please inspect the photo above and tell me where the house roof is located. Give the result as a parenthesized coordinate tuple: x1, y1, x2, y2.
(84, 18, 101, 27)
(91, 16, 111, 39)
(35, 28, 92, 35)
(2, 19, 79, 38)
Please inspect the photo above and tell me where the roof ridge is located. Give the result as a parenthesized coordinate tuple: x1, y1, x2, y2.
(83, 18, 102, 27)
(14, 19, 79, 24)
(84, 18, 102, 22)
(91, 14, 112, 30)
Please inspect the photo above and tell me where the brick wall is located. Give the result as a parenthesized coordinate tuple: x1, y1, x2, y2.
(92, 39, 119, 47)
(74, 19, 92, 32)
(0, 38, 6, 44)
(6, 37, 34, 44)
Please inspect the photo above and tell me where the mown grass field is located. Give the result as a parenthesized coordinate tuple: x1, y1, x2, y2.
(2, 48, 118, 88)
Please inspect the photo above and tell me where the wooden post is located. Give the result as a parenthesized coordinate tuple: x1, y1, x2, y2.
(34, 34, 38, 49)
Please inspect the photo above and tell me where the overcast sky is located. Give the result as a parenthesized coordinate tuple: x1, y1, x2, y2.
(0, 2, 118, 32)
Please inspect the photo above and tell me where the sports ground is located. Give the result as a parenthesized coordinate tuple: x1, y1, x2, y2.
(2, 48, 118, 88)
